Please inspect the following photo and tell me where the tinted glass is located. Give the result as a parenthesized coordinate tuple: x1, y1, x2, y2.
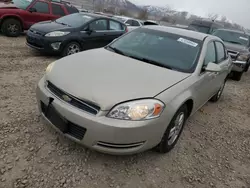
(213, 30, 249, 46)
(215, 42, 225, 62)
(55, 13, 93, 27)
(126, 20, 133, 26)
(89, 19, 108, 31)
(109, 28, 202, 73)
(65, 5, 79, 14)
(110, 20, 122, 30)
(13, 0, 33, 9)
(52, 4, 65, 16)
(190, 24, 210, 34)
(204, 42, 216, 66)
(132, 20, 140, 26)
(32, 1, 49, 14)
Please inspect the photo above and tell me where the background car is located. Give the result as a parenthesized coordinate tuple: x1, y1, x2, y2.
(36, 26, 232, 155)
(212, 29, 250, 81)
(189, 19, 223, 34)
(170, 24, 198, 31)
(26, 13, 128, 56)
(0, 0, 79, 37)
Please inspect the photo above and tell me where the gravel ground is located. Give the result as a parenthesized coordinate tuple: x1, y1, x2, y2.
(0, 35, 250, 188)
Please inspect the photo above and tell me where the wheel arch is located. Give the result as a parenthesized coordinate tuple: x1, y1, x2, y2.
(0, 15, 24, 31)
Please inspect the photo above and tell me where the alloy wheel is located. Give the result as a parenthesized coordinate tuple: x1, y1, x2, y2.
(168, 112, 185, 145)
(67, 44, 80, 55)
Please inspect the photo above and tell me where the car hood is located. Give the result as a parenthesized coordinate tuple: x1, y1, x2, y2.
(31, 21, 71, 34)
(46, 48, 191, 110)
(224, 41, 248, 53)
(0, 2, 18, 9)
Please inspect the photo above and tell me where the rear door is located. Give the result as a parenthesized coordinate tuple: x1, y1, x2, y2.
(105, 19, 126, 42)
(51, 3, 66, 20)
(24, 1, 51, 27)
(80, 19, 109, 50)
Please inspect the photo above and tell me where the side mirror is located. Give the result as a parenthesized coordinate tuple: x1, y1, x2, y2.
(29, 7, 37, 13)
(205, 62, 222, 72)
(86, 29, 94, 35)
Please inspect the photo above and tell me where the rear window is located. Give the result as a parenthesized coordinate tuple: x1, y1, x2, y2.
(65, 5, 79, 14)
(55, 13, 93, 27)
(109, 28, 202, 73)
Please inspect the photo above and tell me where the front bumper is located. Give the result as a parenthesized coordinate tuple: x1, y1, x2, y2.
(26, 30, 67, 54)
(231, 60, 246, 72)
(36, 77, 167, 155)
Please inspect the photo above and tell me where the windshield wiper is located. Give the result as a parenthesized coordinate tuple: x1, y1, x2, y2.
(107, 46, 125, 55)
(129, 55, 173, 70)
(55, 20, 71, 27)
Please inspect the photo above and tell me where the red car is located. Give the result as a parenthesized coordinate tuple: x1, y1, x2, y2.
(0, 0, 79, 37)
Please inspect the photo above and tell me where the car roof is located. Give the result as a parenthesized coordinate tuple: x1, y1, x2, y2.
(143, 25, 211, 41)
(215, 28, 250, 36)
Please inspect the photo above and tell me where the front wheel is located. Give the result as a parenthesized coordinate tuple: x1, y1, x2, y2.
(2, 18, 22, 37)
(155, 105, 188, 153)
(62, 42, 81, 57)
(210, 81, 226, 102)
(244, 62, 250, 72)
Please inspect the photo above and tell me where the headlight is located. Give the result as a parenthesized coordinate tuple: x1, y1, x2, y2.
(45, 31, 70, 37)
(46, 62, 55, 73)
(237, 54, 248, 61)
(107, 99, 165, 121)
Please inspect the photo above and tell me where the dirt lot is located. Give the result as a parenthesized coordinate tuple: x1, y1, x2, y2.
(0, 36, 250, 188)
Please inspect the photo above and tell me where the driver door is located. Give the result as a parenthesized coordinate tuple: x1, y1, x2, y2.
(80, 19, 109, 50)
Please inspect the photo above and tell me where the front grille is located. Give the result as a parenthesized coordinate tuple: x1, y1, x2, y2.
(227, 49, 239, 61)
(96, 141, 145, 149)
(41, 102, 86, 140)
(47, 81, 100, 115)
(27, 36, 44, 48)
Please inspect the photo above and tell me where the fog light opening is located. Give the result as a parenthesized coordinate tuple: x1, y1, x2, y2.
(51, 42, 61, 50)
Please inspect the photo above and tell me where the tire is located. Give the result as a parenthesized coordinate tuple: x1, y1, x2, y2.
(244, 62, 250, 72)
(155, 105, 188, 153)
(210, 80, 226, 102)
(62, 42, 81, 57)
(2, 18, 22, 37)
(232, 71, 243, 81)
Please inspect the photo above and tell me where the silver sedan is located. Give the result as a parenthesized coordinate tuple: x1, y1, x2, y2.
(36, 26, 232, 155)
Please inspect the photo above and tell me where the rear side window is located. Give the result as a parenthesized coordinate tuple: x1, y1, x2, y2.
(52, 4, 65, 16)
(204, 42, 216, 66)
(132, 20, 140, 26)
(32, 1, 49, 14)
(109, 20, 122, 30)
(65, 5, 79, 14)
(89, 19, 108, 31)
(215, 42, 226, 62)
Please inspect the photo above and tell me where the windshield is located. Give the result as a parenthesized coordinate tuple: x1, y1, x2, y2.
(213, 30, 249, 46)
(55, 13, 93, 27)
(12, 0, 33, 10)
(108, 28, 202, 73)
(190, 24, 210, 34)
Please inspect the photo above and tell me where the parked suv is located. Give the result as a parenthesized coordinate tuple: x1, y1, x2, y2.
(0, 0, 79, 37)
(189, 19, 223, 34)
(212, 29, 250, 81)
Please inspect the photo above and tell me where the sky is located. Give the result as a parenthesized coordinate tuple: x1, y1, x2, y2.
(131, 0, 250, 28)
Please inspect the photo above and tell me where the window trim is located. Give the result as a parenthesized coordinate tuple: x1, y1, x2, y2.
(31, 1, 50, 14)
(51, 3, 66, 16)
(214, 41, 226, 64)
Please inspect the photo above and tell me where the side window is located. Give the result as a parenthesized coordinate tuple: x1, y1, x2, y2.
(204, 42, 216, 66)
(89, 19, 108, 31)
(132, 20, 140, 26)
(65, 5, 79, 14)
(52, 4, 65, 16)
(109, 20, 122, 30)
(215, 42, 226, 63)
(32, 1, 49, 14)
(125, 19, 133, 26)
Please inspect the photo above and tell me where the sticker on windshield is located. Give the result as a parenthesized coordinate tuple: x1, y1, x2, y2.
(239, 36, 248, 41)
(177, 37, 198, 47)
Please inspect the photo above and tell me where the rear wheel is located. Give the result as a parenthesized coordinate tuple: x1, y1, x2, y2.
(232, 71, 243, 81)
(62, 42, 81, 57)
(155, 105, 188, 153)
(2, 18, 22, 37)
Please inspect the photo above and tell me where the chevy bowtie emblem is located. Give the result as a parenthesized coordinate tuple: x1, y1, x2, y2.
(62, 95, 72, 102)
